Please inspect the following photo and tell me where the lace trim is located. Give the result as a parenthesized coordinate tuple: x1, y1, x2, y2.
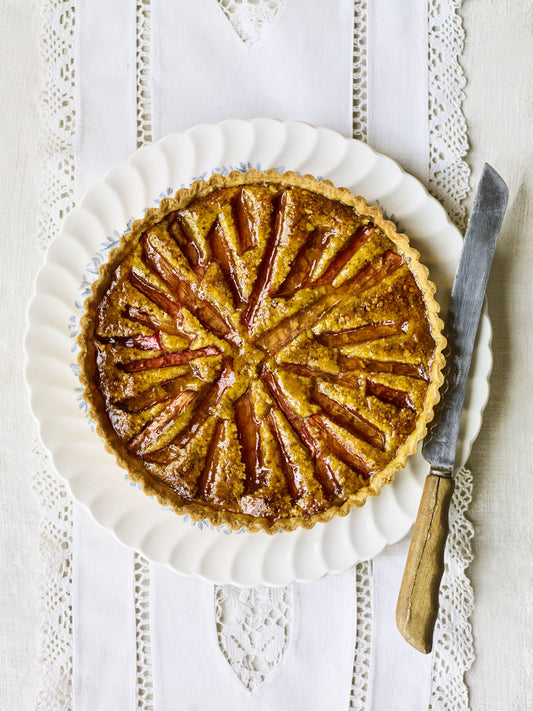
(32, 441, 74, 710)
(35, 0, 76, 708)
(134, 554, 154, 710)
(430, 467, 475, 710)
(136, 0, 153, 147)
(214, 585, 293, 690)
(352, 0, 368, 142)
(38, 0, 77, 251)
(350, 560, 373, 711)
(428, 0, 470, 231)
(134, 5, 155, 710)
(217, 0, 285, 46)
(427, 2, 474, 702)
(350, 6, 372, 708)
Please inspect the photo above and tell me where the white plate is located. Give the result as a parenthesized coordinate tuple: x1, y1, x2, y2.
(25, 119, 491, 586)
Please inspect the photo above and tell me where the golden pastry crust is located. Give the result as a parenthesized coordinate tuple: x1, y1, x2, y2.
(78, 169, 445, 533)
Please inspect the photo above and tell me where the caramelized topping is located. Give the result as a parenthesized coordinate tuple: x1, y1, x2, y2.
(85, 179, 440, 527)
(123, 306, 193, 341)
(196, 418, 226, 500)
(233, 387, 265, 494)
(262, 368, 342, 499)
(311, 223, 374, 287)
(366, 378, 415, 411)
(167, 215, 206, 280)
(277, 362, 360, 389)
(115, 374, 195, 413)
(310, 386, 386, 451)
(257, 293, 340, 356)
(339, 250, 404, 293)
(242, 191, 287, 330)
(316, 321, 407, 348)
(141, 234, 236, 342)
(128, 389, 199, 454)
(233, 189, 258, 254)
(206, 218, 245, 309)
(119, 345, 220, 373)
(97, 333, 163, 351)
(273, 228, 332, 298)
(128, 270, 181, 319)
(339, 354, 427, 381)
(308, 414, 371, 479)
(145, 359, 236, 463)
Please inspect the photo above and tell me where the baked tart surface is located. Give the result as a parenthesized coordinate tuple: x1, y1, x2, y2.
(79, 169, 445, 533)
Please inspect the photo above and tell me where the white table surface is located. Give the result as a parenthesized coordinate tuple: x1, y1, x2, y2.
(1, 1, 532, 709)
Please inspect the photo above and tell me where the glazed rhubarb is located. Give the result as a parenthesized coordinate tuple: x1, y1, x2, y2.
(233, 386, 264, 494)
(79, 169, 445, 533)
(119, 345, 220, 373)
(115, 374, 196, 413)
(242, 191, 287, 330)
(167, 214, 206, 280)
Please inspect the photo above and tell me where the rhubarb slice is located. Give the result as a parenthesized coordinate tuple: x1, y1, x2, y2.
(339, 354, 427, 380)
(273, 227, 331, 298)
(97, 333, 163, 351)
(277, 362, 361, 389)
(119, 345, 220, 373)
(167, 217, 206, 280)
(261, 368, 342, 498)
(127, 389, 199, 454)
(147, 359, 236, 463)
(255, 252, 404, 356)
(310, 386, 386, 451)
(233, 387, 265, 494)
(207, 218, 245, 309)
(308, 414, 371, 479)
(196, 417, 225, 501)
(123, 305, 193, 341)
(311, 223, 374, 287)
(242, 191, 287, 330)
(366, 378, 415, 411)
(233, 188, 258, 254)
(266, 410, 304, 503)
(115, 374, 194, 413)
(142, 235, 236, 342)
(256, 293, 340, 356)
(316, 321, 407, 348)
(339, 250, 403, 293)
(128, 270, 181, 319)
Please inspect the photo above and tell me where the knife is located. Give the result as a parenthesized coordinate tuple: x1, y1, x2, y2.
(395, 164, 508, 654)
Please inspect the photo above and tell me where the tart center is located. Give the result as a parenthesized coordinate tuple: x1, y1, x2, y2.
(234, 337, 268, 380)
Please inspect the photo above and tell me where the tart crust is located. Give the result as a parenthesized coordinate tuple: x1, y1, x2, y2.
(78, 169, 446, 533)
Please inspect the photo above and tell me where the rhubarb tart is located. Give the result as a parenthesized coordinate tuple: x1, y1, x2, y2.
(78, 169, 445, 533)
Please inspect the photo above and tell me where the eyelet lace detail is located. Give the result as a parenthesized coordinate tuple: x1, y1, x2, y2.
(134, 4, 155, 709)
(350, 560, 373, 710)
(426, 3, 475, 703)
(217, 0, 286, 46)
(33, 441, 74, 710)
(430, 467, 475, 710)
(353, 1, 368, 143)
(428, 0, 471, 231)
(34, 0, 76, 706)
(214, 585, 293, 690)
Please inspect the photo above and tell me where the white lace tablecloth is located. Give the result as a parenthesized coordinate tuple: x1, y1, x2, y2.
(30, 1, 475, 709)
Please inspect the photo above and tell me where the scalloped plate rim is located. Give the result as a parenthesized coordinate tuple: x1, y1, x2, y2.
(24, 118, 491, 586)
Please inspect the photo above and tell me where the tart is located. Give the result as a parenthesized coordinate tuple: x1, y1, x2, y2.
(78, 169, 445, 533)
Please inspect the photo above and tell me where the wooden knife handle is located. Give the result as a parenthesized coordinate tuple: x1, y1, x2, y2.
(396, 473, 454, 654)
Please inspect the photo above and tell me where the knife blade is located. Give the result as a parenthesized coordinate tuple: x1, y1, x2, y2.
(396, 164, 508, 653)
